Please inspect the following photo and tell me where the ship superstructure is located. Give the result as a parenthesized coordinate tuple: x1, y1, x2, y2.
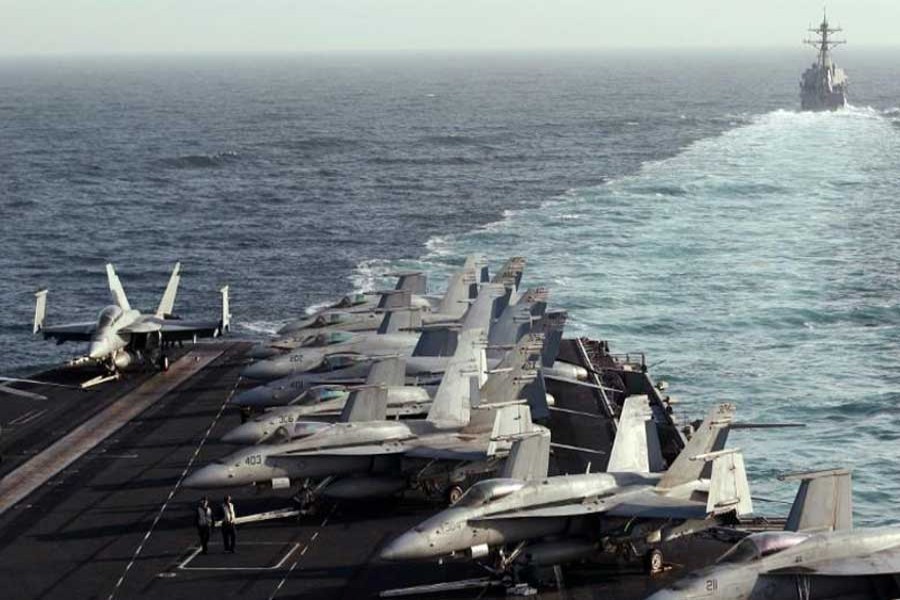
(800, 11, 848, 111)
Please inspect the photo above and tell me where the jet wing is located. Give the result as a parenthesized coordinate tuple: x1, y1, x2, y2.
(39, 322, 97, 342)
(602, 495, 708, 520)
(404, 436, 492, 462)
(472, 491, 707, 521)
(767, 545, 900, 577)
(270, 442, 411, 458)
(123, 318, 221, 341)
(119, 320, 162, 334)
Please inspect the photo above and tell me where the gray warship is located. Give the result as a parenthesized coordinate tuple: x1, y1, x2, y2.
(800, 12, 848, 111)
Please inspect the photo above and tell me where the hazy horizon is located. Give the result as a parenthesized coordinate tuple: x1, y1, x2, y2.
(1, 0, 898, 57)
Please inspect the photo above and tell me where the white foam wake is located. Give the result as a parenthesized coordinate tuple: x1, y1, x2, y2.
(351, 107, 900, 524)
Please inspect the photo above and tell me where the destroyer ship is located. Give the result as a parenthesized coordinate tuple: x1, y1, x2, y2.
(800, 12, 848, 111)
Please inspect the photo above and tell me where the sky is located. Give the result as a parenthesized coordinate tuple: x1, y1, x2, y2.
(0, 0, 898, 56)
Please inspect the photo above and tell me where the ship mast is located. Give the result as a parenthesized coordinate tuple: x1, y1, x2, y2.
(804, 9, 845, 68)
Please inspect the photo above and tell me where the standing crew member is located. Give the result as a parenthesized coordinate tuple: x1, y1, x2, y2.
(196, 497, 213, 554)
(221, 495, 237, 553)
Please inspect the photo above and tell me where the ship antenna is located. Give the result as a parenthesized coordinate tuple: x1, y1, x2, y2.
(804, 7, 845, 67)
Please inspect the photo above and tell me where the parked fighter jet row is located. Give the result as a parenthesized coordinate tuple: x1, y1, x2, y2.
(180, 255, 900, 599)
(21, 256, 900, 598)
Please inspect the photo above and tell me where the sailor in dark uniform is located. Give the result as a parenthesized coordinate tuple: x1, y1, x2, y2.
(195, 497, 213, 554)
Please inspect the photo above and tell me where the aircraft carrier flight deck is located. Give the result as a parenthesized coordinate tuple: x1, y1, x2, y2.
(0, 338, 748, 600)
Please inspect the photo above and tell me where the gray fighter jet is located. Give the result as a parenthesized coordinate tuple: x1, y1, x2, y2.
(33, 263, 229, 373)
(185, 328, 549, 504)
(646, 468, 900, 600)
(255, 285, 420, 357)
(379, 397, 752, 574)
(221, 357, 436, 444)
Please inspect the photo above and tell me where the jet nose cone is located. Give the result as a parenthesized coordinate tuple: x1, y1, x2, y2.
(88, 340, 111, 360)
(379, 530, 432, 562)
(241, 358, 294, 381)
(221, 422, 266, 445)
(231, 385, 280, 408)
(184, 464, 228, 489)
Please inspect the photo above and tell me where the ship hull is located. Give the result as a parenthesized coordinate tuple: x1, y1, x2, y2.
(800, 89, 847, 111)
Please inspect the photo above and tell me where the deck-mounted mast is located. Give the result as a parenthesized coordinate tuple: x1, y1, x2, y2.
(804, 10, 845, 70)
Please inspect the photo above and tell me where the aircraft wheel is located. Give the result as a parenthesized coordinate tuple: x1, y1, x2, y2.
(644, 548, 664, 574)
(446, 485, 465, 506)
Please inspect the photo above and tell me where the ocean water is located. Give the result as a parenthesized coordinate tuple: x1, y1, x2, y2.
(2, 49, 899, 524)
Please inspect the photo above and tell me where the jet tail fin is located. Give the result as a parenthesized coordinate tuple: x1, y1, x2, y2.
(436, 272, 469, 318)
(437, 258, 480, 318)
(466, 255, 489, 286)
(377, 308, 422, 335)
(780, 468, 853, 532)
(539, 310, 566, 368)
(339, 385, 388, 422)
(365, 357, 406, 388)
(413, 283, 504, 357)
(33, 289, 48, 334)
(338, 357, 402, 422)
(220, 286, 231, 332)
(491, 257, 526, 290)
(425, 328, 486, 428)
(485, 406, 537, 455)
(480, 333, 547, 419)
(486, 288, 546, 352)
(393, 272, 427, 296)
(500, 430, 550, 481)
(411, 327, 458, 357)
(698, 448, 753, 517)
(606, 395, 664, 473)
(376, 290, 411, 311)
(155, 262, 181, 318)
(106, 264, 131, 311)
(461, 283, 505, 332)
(657, 403, 735, 489)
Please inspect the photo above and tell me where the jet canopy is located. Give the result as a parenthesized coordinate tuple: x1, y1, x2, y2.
(299, 387, 349, 405)
(308, 331, 354, 347)
(456, 478, 525, 508)
(97, 305, 123, 328)
(717, 532, 809, 564)
(314, 312, 351, 327)
(335, 293, 367, 308)
(319, 354, 364, 371)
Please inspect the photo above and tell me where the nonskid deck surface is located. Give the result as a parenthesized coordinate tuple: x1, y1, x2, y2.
(0, 346, 197, 480)
(0, 341, 728, 600)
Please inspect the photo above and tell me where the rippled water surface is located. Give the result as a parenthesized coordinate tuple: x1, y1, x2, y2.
(2, 49, 899, 524)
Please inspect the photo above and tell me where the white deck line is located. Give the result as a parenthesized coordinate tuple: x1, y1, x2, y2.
(0, 347, 225, 515)
(178, 542, 300, 571)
